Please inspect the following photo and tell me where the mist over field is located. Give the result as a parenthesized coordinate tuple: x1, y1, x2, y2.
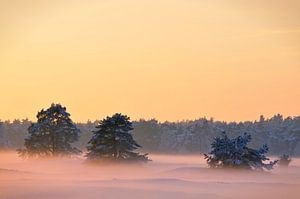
(0, 152, 299, 199)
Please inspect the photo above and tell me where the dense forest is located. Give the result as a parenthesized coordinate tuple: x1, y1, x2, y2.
(1, 114, 300, 155)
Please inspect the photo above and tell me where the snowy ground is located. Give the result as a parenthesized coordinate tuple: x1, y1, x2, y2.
(0, 152, 299, 199)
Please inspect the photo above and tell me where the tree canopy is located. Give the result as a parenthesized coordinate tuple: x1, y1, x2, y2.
(204, 131, 278, 170)
(86, 113, 149, 163)
(18, 103, 81, 158)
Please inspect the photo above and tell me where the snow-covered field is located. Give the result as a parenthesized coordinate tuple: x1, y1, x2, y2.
(0, 152, 299, 199)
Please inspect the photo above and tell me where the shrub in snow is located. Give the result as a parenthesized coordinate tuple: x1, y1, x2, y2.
(17, 104, 81, 158)
(204, 131, 277, 170)
(86, 113, 149, 163)
(278, 154, 292, 167)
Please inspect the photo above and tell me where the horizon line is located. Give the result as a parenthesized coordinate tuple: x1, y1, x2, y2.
(1, 113, 299, 124)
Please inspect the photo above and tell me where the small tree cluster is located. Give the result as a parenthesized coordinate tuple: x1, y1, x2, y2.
(17, 104, 149, 163)
(278, 154, 292, 167)
(86, 113, 149, 163)
(204, 132, 277, 170)
(18, 104, 81, 158)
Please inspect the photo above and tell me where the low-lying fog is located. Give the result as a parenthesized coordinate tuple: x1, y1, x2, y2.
(0, 152, 299, 199)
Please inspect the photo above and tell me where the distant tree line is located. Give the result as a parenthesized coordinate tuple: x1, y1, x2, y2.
(1, 111, 300, 155)
(133, 115, 300, 155)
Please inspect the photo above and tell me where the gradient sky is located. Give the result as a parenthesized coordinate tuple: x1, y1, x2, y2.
(0, 0, 300, 122)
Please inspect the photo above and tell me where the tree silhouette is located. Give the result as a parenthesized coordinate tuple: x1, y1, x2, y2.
(204, 131, 278, 170)
(18, 103, 81, 158)
(86, 113, 149, 163)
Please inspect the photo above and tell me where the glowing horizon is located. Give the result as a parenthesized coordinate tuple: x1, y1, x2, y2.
(1, 0, 299, 122)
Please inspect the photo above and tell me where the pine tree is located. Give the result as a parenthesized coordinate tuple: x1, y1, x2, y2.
(86, 113, 149, 163)
(204, 131, 277, 170)
(17, 103, 81, 158)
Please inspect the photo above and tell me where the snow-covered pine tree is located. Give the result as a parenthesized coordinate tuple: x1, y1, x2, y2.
(204, 131, 277, 170)
(278, 154, 292, 167)
(17, 103, 81, 158)
(86, 113, 149, 163)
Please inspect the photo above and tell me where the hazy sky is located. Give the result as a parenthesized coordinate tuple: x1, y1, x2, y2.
(0, 0, 299, 122)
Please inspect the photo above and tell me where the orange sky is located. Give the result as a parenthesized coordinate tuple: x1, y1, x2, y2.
(0, 0, 299, 122)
